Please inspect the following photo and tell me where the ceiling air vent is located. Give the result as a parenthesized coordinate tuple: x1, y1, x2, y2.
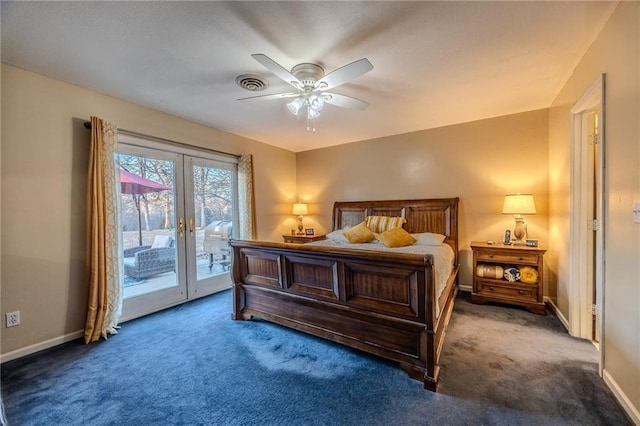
(235, 74, 268, 91)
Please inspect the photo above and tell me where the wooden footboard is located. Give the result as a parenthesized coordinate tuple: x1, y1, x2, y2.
(231, 240, 458, 390)
(231, 198, 459, 391)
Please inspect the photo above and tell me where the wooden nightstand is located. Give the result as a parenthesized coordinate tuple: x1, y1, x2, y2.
(282, 234, 326, 244)
(470, 241, 546, 315)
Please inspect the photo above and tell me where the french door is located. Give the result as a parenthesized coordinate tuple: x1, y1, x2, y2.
(116, 139, 237, 321)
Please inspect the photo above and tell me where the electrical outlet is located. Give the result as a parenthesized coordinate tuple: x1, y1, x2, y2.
(6, 311, 20, 327)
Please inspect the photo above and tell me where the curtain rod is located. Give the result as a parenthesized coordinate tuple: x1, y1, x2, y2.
(83, 121, 240, 159)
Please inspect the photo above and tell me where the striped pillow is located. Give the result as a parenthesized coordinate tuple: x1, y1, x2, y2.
(364, 215, 407, 233)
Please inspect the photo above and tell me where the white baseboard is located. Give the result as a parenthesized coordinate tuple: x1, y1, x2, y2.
(603, 369, 640, 425)
(0, 329, 84, 364)
(544, 296, 570, 332)
(458, 283, 472, 293)
(544, 299, 639, 424)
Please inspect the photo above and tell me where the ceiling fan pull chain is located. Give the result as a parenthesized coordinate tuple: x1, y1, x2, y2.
(306, 115, 316, 133)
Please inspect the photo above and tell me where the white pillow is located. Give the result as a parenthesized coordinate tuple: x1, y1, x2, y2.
(412, 232, 446, 246)
(326, 229, 349, 243)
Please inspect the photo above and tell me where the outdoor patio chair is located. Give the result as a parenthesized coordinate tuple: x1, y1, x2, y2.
(123, 235, 176, 279)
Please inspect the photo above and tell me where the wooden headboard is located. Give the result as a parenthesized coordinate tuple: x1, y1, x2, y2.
(332, 198, 459, 264)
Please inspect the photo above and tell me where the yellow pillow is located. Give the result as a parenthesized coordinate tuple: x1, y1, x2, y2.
(519, 266, 539, 284)
(365, 215, 407, 233)
(343, 222, 376, 243)
(376, 227, 417, 248)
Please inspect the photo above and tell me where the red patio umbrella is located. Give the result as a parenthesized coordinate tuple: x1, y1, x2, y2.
(120, 169, 171, 246)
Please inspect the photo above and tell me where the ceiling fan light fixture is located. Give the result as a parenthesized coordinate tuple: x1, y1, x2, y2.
(307, 106, 320, 120)
(287, 98, 304, 116)
(308, 94, 325, 112)
(244, 54, 374, 133)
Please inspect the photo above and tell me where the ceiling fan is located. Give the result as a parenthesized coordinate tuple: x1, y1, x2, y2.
(238, 54, 373, 132)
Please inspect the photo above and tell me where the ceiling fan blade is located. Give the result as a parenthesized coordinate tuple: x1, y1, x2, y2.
(238, 92, 300, 102)
(317, 58, 373, 91)
(322, 92, 369, 110)
(251, 54, 301, 88)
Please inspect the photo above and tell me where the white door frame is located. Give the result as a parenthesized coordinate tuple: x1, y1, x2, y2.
(569, 74, 605, 370)
(118, 134, 238, 321)
(117, 144, 188, 321)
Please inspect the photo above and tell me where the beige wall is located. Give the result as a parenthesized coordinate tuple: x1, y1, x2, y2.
(2, 2, 638, 417)
(1, 64, 296, 354)
(296, 109, 549, 289)
(549, 1, 640, 416)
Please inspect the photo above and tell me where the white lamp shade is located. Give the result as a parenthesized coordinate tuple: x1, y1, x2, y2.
(308, 94, 325, 111)
(307, 107, 320, 120)
(292, 203, 308, 216)
(287, 98, 304, 116)
(502, 194, 536, 215)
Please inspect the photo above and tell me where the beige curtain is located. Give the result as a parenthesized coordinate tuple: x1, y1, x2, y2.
(238, 154, 256, 240)
(84, 116, 121, 343)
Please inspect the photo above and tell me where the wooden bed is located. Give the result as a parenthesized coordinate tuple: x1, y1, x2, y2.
(230, 198, 459, 391)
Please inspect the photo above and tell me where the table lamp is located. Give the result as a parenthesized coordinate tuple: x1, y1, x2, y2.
(502, 194, 536, 245)
(292, 202, 308, 235)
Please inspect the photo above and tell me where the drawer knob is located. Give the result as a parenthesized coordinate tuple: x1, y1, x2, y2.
(518, 257, 524, 261)
(489, 286, 494, 291)
(488, 255, 494, 258)
(518, 290, 524, 294)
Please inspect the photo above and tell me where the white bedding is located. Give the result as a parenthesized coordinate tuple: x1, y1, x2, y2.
(307, 239, 454, 318)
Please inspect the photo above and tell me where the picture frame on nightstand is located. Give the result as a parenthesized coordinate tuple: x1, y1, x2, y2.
(305, 228, 314, 235)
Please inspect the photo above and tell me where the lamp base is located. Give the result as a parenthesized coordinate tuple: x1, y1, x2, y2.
(297, 216, 304, 235)
(512, 216, 527, 245)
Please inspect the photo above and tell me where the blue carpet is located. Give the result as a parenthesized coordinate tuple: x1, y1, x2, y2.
(1, 290, 630, 425)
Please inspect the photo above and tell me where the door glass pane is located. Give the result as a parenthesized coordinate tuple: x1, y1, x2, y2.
(192, 163, 234, 282)
(115, 141, 236, 320)
(116, 153, 179, 299)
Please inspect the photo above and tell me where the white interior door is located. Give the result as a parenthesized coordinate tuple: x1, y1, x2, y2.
(569, 74, 605, 357)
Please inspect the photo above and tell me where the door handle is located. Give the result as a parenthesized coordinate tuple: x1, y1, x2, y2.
(178, 217, 185, 237)
(189, 217, 195, 236)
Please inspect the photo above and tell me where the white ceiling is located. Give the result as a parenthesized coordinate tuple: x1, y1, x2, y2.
(1, 1, 617, 152)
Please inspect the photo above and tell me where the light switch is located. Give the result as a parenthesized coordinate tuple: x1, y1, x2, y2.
(634, 202, 640, 224)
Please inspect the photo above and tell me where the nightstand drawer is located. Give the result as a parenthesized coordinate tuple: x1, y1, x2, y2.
(476, 251, 538, 265)
(477, 281, 537, 301)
